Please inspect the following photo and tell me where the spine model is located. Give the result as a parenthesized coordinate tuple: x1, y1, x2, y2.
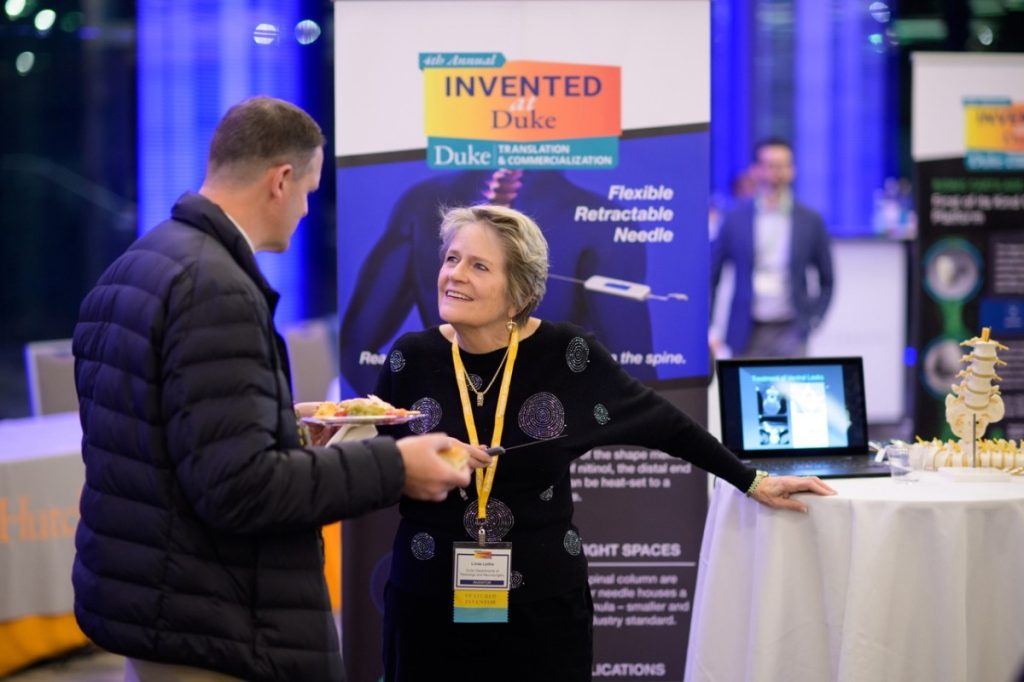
(945, 327, 1008, 456)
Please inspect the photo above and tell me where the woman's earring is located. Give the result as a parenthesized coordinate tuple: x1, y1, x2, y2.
(506, 319, 517, 333)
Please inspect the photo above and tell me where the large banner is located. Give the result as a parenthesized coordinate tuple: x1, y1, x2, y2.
(911, 53, 1024, 441)
(336, 2, 710, 680)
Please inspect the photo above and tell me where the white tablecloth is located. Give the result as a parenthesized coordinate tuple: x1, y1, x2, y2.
(0, 412, 83, 621)
(685, 474, 1024, 682)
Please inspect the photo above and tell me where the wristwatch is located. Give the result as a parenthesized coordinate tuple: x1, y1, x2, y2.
(745, 470, 769, 497)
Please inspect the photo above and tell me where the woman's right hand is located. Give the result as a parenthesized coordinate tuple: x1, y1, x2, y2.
(462, 442, 494, 471)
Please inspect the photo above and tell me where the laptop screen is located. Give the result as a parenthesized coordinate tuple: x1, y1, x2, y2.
(717, 357, 869, 458)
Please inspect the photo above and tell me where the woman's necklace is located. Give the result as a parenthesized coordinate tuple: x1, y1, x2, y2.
(464, 344, 512, 407)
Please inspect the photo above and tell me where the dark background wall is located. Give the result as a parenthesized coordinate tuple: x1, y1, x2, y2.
(2, 0, 1022, 419)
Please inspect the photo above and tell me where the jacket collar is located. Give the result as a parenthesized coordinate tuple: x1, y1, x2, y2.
(170, 191, 281, 315)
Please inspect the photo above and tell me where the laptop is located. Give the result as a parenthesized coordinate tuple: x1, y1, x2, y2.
(716, 356, 891, 478)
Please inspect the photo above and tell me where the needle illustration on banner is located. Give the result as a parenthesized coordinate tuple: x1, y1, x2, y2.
(549, 273, 688, 302)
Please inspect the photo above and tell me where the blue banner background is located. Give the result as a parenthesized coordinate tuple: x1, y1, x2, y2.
(336, 129, 709, 398)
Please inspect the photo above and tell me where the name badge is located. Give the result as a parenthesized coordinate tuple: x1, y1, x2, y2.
(753, 270, 784, 297)
(452, 542, 512, 623)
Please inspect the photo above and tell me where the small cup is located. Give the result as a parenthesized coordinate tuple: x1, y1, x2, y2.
(888, 446, 920, 483)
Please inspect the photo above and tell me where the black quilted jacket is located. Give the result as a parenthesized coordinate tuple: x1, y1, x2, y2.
(72, 192, 404, 681)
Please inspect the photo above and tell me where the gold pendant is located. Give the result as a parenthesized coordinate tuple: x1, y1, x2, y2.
(476, 393, 484, 407)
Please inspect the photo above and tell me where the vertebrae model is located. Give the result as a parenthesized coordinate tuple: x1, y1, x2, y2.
(945, 327, 1007, 442)
(911, 436, 1024, 470)
(910, 328, 1017, 471)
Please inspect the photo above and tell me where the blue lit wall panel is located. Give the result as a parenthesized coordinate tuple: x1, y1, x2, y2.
(712, 0, 898, 237)
(137, 1, 320, 324)
(793, 0, 832, 224)
(711, 0, 753, 206)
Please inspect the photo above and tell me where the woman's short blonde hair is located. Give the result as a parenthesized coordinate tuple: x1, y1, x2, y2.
(439, 205, 549, 327)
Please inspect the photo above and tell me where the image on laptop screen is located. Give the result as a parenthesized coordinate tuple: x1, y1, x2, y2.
(718, 357, 869, 458)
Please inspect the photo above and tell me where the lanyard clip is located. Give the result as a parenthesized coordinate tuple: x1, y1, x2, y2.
(477, 527, 487, 547)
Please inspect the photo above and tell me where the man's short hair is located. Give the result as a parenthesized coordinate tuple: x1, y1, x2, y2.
(752, 136, 793, 162)
(208, 96, 326, 180)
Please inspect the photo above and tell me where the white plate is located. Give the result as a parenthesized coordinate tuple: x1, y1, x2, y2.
(302, 412, 424, 426)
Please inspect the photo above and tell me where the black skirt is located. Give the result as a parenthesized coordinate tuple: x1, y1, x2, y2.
(383, 581, 594, 682)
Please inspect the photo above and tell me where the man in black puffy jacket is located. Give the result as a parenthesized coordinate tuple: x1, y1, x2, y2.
(72, 96, 471, 681)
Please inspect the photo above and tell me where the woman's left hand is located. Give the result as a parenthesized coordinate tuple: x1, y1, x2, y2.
(750, 475, 837, 512)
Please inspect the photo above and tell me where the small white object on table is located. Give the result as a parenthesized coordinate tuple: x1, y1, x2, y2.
(684, 473, 1024, 682)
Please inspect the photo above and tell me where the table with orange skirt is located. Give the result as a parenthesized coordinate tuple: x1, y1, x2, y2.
(0, 412, 342, 677)
(0, 412, 87, 677)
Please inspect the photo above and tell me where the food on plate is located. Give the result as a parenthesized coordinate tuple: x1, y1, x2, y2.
(313, 395, 417, 419)
(437, 445, 470, 470)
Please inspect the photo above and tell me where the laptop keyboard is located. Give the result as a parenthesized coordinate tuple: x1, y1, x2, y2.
(750, 456, 890, 477)
(771, 458, 857, 471)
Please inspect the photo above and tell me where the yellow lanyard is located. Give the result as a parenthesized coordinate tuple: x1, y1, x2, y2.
(451, 325, 520, 521)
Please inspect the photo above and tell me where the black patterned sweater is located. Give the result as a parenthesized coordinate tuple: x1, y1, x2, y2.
(374, 321, 756, 603)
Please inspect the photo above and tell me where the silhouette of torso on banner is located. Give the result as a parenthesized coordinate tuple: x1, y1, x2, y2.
(341, 169, 655, 395)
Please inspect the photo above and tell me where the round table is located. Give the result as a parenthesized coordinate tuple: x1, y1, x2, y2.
(684, 473, 1024, 682)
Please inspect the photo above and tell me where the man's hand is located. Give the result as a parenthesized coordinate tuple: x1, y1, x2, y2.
(294, 401, 342, 446)
(750, 475, 837, 512)
(397, 433, 472, 502)
(708, 332, 731, 360)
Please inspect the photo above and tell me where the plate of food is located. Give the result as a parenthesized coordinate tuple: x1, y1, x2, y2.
(301, 395, 424, 426)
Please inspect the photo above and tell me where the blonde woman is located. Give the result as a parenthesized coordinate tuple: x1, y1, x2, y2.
(374, 204, 834, 681)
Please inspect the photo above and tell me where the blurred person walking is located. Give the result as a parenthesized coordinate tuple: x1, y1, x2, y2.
(711, 137, 834, 358)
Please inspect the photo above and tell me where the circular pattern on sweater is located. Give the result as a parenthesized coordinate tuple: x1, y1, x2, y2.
(564, 529, 582, 556)
(594, 403, 610, 425)
(518, 392, 565, 440)
(510, 571, 524, 590)
(409, 397, 441, 433)
(539, 486, 554, 501)
(566, 337, 590, 373)
(462, 498, 514, 542)
(410, 532, 435, 560)
(389, 350, 406, 373)
(467, 373, 483, 391)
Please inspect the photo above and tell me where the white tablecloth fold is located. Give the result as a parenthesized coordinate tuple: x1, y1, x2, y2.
(685, 474, 1024, 682)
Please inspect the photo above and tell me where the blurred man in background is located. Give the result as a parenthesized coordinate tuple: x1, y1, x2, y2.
(710, 137, 834, 358)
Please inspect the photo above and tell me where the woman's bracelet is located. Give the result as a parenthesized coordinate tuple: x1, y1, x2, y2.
(745, 470, 769, 497)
